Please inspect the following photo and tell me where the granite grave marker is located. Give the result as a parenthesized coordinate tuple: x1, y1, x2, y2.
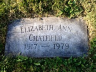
(5, 17, 89, 57)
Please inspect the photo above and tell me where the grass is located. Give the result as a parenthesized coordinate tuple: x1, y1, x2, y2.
(0, 0, 96, 72)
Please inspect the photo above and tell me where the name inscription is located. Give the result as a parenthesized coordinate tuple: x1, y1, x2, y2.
(20, 24, 72, 33)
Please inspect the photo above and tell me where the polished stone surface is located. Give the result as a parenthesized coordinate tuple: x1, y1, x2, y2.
(5, 17, 89, 57)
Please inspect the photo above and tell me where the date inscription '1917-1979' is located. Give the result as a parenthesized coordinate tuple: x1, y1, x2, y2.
(24, 43, 69, 50)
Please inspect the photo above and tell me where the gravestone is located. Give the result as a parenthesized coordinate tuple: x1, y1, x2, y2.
(5, 17, 89, 57)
